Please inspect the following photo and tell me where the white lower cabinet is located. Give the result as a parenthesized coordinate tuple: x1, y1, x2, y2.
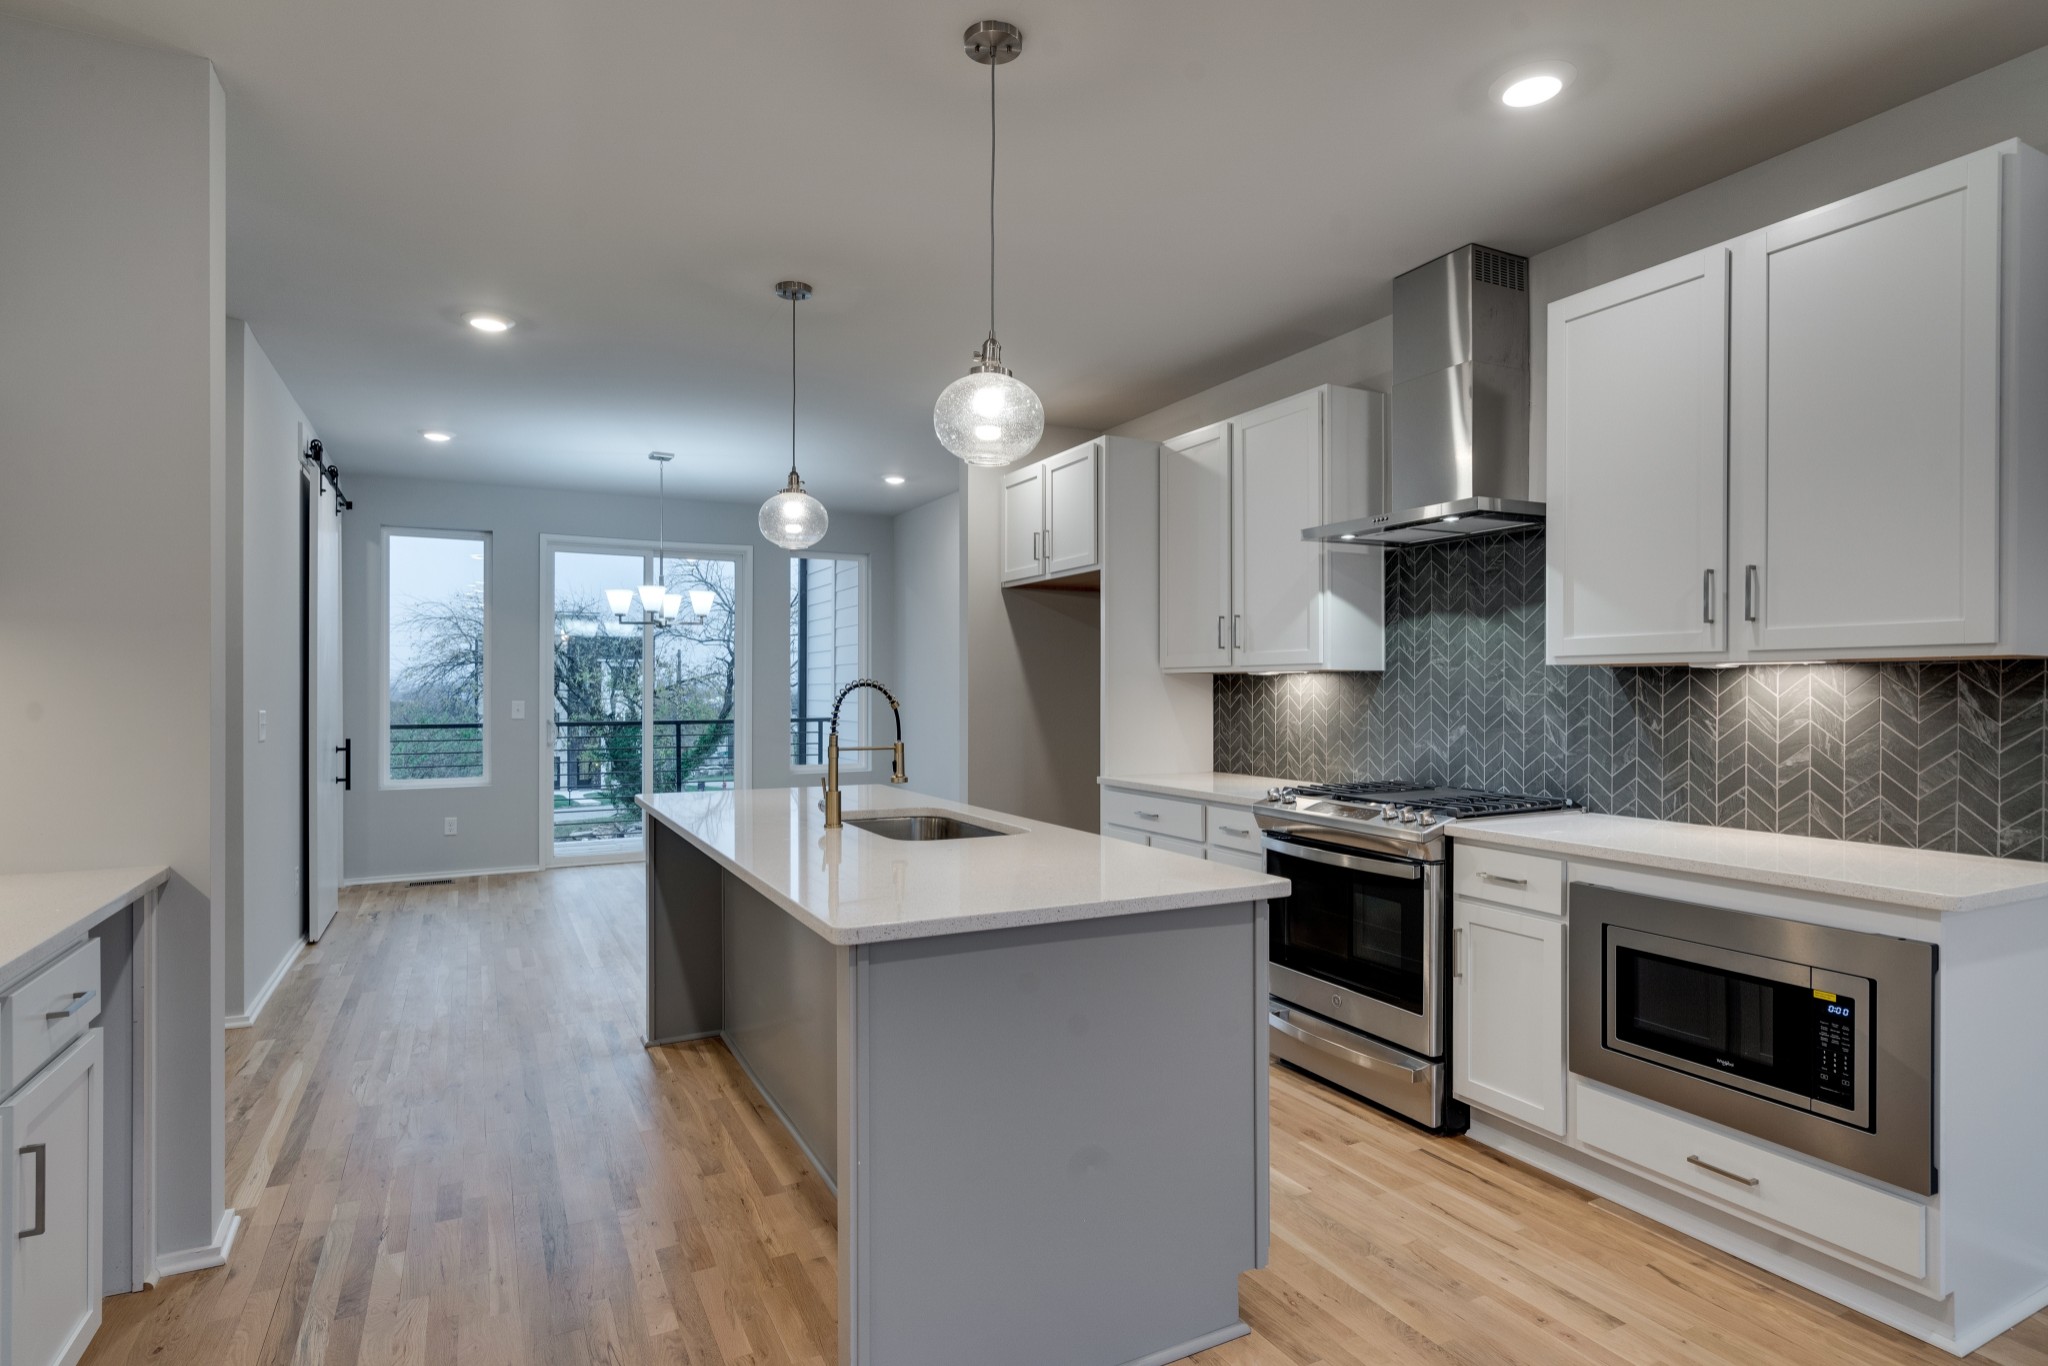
(3, 1028, 103, 1366)
(1452, 897, 1566, 1135)
(1099, 786, 1274, 870)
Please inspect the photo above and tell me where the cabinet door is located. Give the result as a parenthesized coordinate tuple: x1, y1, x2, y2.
(1738, 147, 2003, 653)
(1159, 423, 1234, 669)
(1043, 441, 1101, 578)
(4, 1030, 102, 1366)
(1452, 900, 1564, 1135)
(1233, 391, 1325, 668)
(1547, 247, 1730, 661)
(999, 462, 1045, 585)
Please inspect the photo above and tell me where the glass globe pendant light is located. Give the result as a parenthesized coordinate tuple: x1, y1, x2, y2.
(933, 20, 1043, 468)
(759, 280, 830, 550)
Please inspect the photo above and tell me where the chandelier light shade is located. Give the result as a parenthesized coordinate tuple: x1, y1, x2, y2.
(608, 452, 711, 628)
(761, 281, 829, 551)
(934, 20, 1043, 467)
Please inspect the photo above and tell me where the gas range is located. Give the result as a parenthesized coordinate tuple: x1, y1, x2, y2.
(1255, 781, 1572, 860)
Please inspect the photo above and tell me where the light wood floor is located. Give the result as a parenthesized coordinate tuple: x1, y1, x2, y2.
(81, 867, 2048, 1366)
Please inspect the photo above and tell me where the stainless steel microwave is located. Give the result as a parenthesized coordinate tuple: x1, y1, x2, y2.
(1568, 883, 1937, 1195)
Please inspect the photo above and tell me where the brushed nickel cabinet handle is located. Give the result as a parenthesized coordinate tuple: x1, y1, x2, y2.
(1134, 811, 1161, 821)
(1217, 615, 1225, 649)
(1477, 872, 1528, 889)
(1453, 928, 1463, 979)
(1687, 1154, 1760, 1187)
(1702, 568, 1716, 624)
(18, 1144, 45, 1238)
(1232, 615, 1243, 649)
(45, 989, 95, 1021)
(1744, 564, 1759, 623)
(1218, 825, 1251, 838)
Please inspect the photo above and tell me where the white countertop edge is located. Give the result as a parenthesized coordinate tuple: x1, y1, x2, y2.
(0, 865, 172, 986)
(1449, 815, 2048, 913)
(640, 790, 1288, 946)
(1097, 772, 1299, 809)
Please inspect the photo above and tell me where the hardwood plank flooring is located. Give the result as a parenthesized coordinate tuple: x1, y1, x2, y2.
(81, 866, 2048, 1366)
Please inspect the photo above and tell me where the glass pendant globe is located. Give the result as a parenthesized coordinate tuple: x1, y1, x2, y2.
(759, 479, 828, 550)
(934, 369, 1044, 467)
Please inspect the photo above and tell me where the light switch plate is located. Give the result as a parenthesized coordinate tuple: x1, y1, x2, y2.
(511, 700, 525, 719)
(444, 817, 458, 836)
(258, 709, 267, 742)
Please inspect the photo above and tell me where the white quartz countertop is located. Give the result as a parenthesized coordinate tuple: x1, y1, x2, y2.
(1450, 813, 2048, 913)
(1097, 772, 1299, 808)
(0, 866, 170, 986)
(640, 786, 1289, 945)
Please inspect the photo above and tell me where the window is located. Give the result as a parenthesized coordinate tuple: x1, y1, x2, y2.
(385, 530, 488, 784)
(790, 555, 865, 768)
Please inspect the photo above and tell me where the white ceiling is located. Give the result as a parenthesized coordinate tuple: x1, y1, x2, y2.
(10, 0, 2048, 512)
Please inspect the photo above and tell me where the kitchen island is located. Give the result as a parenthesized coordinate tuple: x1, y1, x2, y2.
(639, 785, 1287, 1366)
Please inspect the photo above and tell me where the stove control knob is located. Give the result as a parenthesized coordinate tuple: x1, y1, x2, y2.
(1399, 808, 1420, 825)
(1385, 806, 1407, 822)
(1267, 788, 1295, 805)
(1416, 811, 1438, 829)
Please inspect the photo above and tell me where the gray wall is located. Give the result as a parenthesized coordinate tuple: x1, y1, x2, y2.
(340, 474, 898, 881)
(1528, 41, 2048, 492)
(225, 323, 314, 1018)
(0, 14, 227, 1259)
(891, 492, 964, 801)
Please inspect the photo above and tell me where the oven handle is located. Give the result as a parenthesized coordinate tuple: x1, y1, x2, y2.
(1269, 1008, 1427, 1081)
(1261, 834, 1423, 880)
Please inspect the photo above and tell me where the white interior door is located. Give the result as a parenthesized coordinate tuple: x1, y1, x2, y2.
(1158, 423, 1233, 670)
(305, 468, 343, 942)
(1546, 246, 1730, 661)
(1741, 146, 2003, 653)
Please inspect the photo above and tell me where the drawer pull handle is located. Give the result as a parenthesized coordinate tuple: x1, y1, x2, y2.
(19, 1144, 45, 1238)
(1219, 826, 1251, 838)
(45, 989, 95, 1021)
(1687, 1154, 1760, 1187)
(1134, 811, 1161, 821)
(1477, 872, 1528, 889)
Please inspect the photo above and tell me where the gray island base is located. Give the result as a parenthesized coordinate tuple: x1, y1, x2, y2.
(640, 786, 1287, 1366)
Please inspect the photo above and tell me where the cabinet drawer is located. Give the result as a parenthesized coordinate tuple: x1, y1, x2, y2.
(1574, 1079, 1927, 1279)
(1452, 844, 1563, 917)
(2, 938, 99, 1099)
(1148, 832, 1207, 860)
(1206, 845, 1266, 872)
(1205, 806, 1262, 853)
(1101, 788, 1205, 843)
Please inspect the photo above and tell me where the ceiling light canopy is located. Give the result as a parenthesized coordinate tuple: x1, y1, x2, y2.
(760, 282, 828, 551)
(1495, 62, 1575, 108)
(933, 20, 1044, 468)
(422, 430, 453, 442)
(465, 312, 514, 333)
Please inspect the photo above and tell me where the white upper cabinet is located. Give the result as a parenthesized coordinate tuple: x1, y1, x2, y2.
(1547, 140, 2048, 664)
(1547, 247, 1731, 662)
(1159, 422, 1234, 669)
(999, 439, 1103, 587)
(1735, 149, 2004, 654)
(1159, 386, 1385, 673)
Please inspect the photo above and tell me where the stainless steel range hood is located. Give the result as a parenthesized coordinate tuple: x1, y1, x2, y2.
(1306, 244, 1541, 546)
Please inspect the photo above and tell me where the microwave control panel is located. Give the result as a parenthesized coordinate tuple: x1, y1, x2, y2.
(1812, 990, 1856, 1110)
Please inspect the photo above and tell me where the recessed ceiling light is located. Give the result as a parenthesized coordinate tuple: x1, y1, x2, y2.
(465, 312, 514, 333)
(422, 430, 453, 443)
(885, 475, 906, 486)
(1494, 62, 1575, 109)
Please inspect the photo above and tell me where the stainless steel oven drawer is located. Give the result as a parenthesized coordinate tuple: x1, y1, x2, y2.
(1269, 1004, 1444, 1128)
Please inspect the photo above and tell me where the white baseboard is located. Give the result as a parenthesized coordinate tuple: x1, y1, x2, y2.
(226, 939, 304, 1029)
(341, 863, 540, 888)
(154, 1209, 241, 1282)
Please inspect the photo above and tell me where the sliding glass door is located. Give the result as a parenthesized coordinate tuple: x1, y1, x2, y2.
(544, 540, 746, 864)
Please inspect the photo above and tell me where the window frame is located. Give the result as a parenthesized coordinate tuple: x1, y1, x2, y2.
(380, 526, 492, 790)
(788, 551, 872, 775)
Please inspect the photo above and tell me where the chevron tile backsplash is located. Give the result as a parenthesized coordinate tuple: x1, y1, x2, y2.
(1213, 531, 2048, 860)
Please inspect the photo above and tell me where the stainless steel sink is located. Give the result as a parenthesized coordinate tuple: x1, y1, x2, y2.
(843, 814, 1009, 841)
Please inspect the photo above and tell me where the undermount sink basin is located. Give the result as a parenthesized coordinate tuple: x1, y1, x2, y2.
(844, 814, 1010, 841)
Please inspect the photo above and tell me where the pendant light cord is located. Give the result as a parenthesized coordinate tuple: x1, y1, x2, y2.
(988, 53, 998, 340)
(789, 292, 799, 483)
(656, 457, 666, 583)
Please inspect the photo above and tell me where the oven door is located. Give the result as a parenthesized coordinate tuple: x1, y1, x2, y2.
(1264, 835, 1443, 1056)
(1605, 927, 1873, 1129)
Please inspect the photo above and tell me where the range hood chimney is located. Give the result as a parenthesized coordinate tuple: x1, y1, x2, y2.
(1305, 244, 1542, 546)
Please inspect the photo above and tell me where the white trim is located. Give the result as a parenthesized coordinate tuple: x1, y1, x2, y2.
(1116, 1323, 1251, 1366)
(788, 550, 873, 775)
(379, 526, 492, 790)
(226, 938, 304, 1029)
(131, 884, 157, 1295)
(538, 534, 753, 868)
(153, 1209, 241, 1282)
(340, 863, 541, 888)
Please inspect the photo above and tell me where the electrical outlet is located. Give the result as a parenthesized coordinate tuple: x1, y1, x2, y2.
(258, 708, 268, 742)
(444, 816, 458, 836)
(510, 700, 525, 719)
